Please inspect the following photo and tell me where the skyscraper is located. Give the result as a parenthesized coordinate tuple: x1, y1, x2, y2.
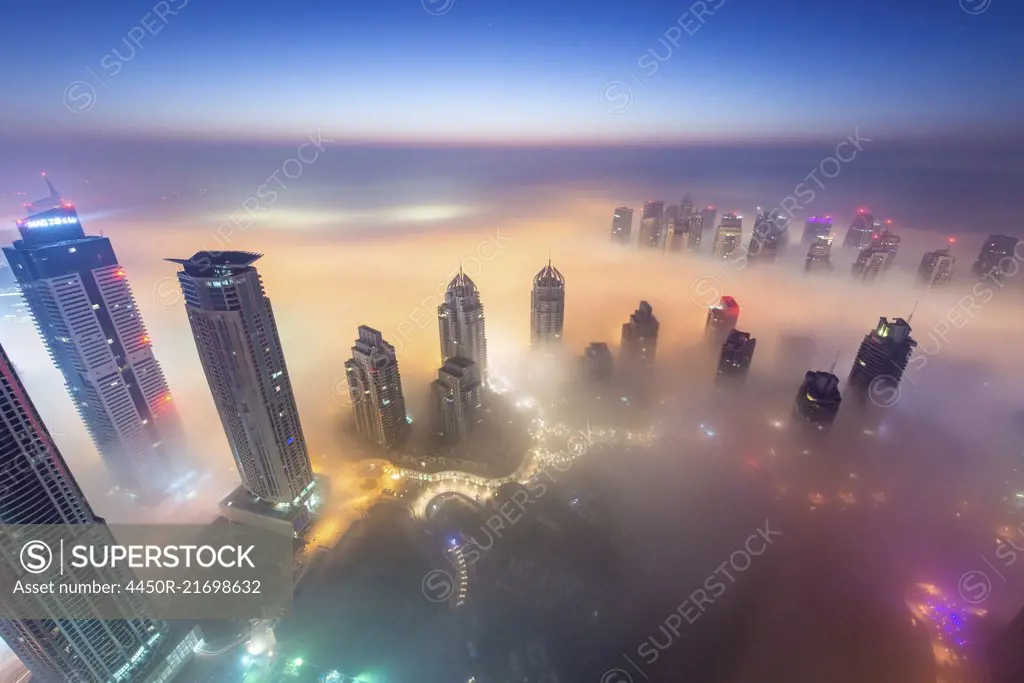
(805, 235, 834, 273)
(679, 194, 695, 222)
(747, 210, 785, 261)
(530, 260, 565, 347)
(346, 326, 409, 451)
(697, 206, 717, 250)
(664, 219, 687, 252)
(706, 295, 740, 344)
(582, 342, 613, 382)
(169, 251, 315, 508)
(843, 210, 876, 249)
(848, 317, 917, 398)
(4, 177, 183, 498)
(793, 371, 842, 431)
(0, 342, 170, 682)
(620, 301, 659, 372)
(439, 269, 488, 381)
(802, 216, 832, 244)
(851, 247, 893, 281)
(872, 229, 901, 259)
(712, 213, 743, 258)
(611, 207, 633, 244)
(972, 234, 1019, 278)
(638, 201, 666, 250)
(717, 330, 756, 380)
(918, 248, 955, 287)
(684, 211, 706, 251)
(432, 356, 482, 443)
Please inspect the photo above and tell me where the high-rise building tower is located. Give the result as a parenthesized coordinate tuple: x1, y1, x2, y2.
(802, 216, 832, 244)
(620, 301, 659, 372)
(871, 229, 901, 258)
(3, 177, 183, 498)
(169, 251, 314, 507)
(664, 219, 687, 252)
(680, 194, 695, 222)
(684, 211, 706, 251)
(972, 234, 1019, 278)
(0, 342, 170, 683)
(664, 204, 681, 221)
(805, 235, 834, 273)
(345, 326, 409, 451)
(439, 269, 488, 381)
(706, 295, 740, 344)
(848, 317, 917, 397)
(717, 330, 756, 380)
(531, 260, 565, 347)
(793, 371, 842, 431)
(918, 248, 955, 287)
(638, 201, 666, 249)
(582, 342, 613, 382)
(611, 207, 634, 244)
(432, 356, 482, 443)
(843, 209, 876, 249)
(697, 206, 717, 251)
(851, 247, 893, 281)
(712, 213, 743, 259)
(747, 210, 785, 261)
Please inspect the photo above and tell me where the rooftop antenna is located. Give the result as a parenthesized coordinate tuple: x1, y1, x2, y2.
(907, 299, 919, 323)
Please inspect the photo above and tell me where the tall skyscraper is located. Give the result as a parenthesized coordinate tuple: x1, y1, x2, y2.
(638, 201, 666, 250)
(843, 209, 876, 249)
(802, 216, 832, 244)
(851, 247, 893, 281)
(918, 247, 955, 287)
(582, 342, 613, 382)
(4, 177, 183, 498)
(872, 229, 901, 259)
(684, 211, 706, 251)
(805, 235, 834, 273)
(0, 342, 170, 682)
(712, 213, 743, 259)
(345, 326, 409, 451)
(706, 295, 740, 344)
(680, 194, 695, 222)
(972, 234, 1019, 278)
(620, 301, 659, 372)
(717, 330, 756, 380)
(530, 260, 565, 347)
(793, 371, 842, 432)
(432, 356, 482, 443)
(697, 206, 717, 250)
(664, 219, 687, 252)
(848, 317, 917, 397)
(169, 251, 315, 508)
(439, 269, 488, 381)
(611, 207, 634, 244)
(747, 210, 785, 261)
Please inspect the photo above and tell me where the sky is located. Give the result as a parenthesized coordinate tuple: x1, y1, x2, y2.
(2, 0, 1023, 144)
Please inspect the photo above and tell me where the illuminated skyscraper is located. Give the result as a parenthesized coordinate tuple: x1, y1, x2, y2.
(717, 330, 756, 380)
(747, 210, 785, 261)
(620, 301, 658, 372)
(793, 371, 842, 431)
(346, 326, 409, 451)
(712, 213, 743, 258)
(851, 247, 893, 281)
(0, 342, 170, 683)
(3, 177, 183, 498)
(638, 201, 666, 249)
(697, 206, 716, 250)
(169, 251, 315, 508)
(432, 356, 482, 443)
(679, 194, 694, 222)
(582, 342, 613, 382)
(530, 260, 565, 347)
(843, 210, 876, 249)
(802, 216, 832, 244)
(805, 235, 834, 273)
(848, 317, 917, 398)
(439, 268, 488, 380)
(972, 234, 1019, 279)
(611, 207, 633, 244)
(706, 295, 740, 345)
(918, 248, 955, 287)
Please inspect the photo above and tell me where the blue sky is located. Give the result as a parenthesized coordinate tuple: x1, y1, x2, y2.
(2, 0, 1022, 143)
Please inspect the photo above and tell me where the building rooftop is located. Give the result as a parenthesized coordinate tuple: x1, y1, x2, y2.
(166, 251, 262, 276)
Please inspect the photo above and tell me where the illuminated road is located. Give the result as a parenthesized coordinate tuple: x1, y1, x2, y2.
(906, 583, 987, 683)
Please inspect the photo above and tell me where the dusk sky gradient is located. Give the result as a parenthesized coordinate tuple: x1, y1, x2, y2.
(3, 0, 1023, 143)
